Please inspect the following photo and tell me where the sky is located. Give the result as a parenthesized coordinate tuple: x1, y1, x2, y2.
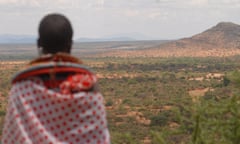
(0, 0, 240, 40)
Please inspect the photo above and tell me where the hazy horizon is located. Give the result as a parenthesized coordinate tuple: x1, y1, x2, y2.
(1, 0, 240, 40)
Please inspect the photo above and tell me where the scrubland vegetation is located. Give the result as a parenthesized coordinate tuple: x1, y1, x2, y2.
(1, 56, 240, 143)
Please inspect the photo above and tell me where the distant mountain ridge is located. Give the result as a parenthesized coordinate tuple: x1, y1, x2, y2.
(0, 34, 36, 44)
(2, 22, 240, 58)
(0, 33, 155, 44)
(140, 21, 240, 57)
(160, 22, 240, 50)
(99, 22, 240, 57)
(76, 37, 135, 42)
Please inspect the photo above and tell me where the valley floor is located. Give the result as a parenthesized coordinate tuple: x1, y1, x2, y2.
(1, 56, 240, 143)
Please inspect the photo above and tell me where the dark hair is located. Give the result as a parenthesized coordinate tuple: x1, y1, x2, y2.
(38, 13, 73, 54)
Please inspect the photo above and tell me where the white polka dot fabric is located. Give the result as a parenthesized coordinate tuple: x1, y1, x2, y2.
(2, 78, 110, 144)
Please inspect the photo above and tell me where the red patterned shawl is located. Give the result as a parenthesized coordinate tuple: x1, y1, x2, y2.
(2, 54, 110, 144)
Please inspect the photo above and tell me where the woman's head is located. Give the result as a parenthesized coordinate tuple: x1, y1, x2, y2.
(38, 13, 73, 54)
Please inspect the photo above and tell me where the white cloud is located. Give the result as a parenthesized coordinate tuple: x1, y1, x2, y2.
(189, 0, 209, 6)
(0, 0, 41, 7)
(221, 0, 239, 3)
(0, 0, 240, 9)
(123, 9, 140, 17)
(97, 0, 105, 6)
(0, 0, 106, 9)
(212, 0, 240, 8)
(0, 0, 16, 4)
(148, 11, 162, 19)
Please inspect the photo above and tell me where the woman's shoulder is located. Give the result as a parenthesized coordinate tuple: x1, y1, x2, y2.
(12, 53, 94, 84)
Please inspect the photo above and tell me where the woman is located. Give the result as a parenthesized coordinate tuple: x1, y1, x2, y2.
(2, 13, 110, 144)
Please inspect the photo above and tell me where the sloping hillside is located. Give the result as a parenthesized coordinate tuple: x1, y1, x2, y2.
(164, 22, 240, 50)
(99, 22, 240, 57)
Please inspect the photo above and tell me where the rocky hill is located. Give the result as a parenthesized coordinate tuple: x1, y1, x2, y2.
(100, 22, 240, 57)
(164, 22, 240, 50)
